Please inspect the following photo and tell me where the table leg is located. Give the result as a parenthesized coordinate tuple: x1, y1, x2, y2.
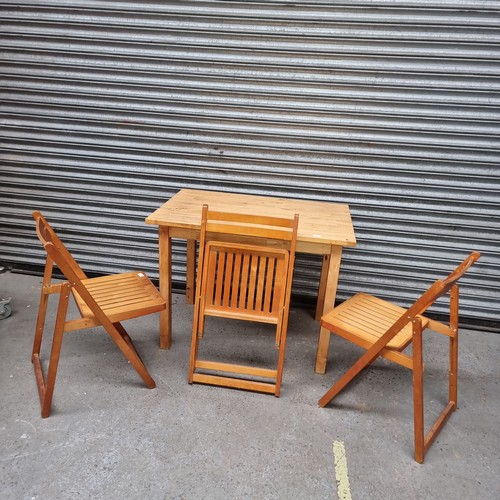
(185, 239, 196, 304)
(315, 245, 342, 374)
(158, 226, 172, 349)
(316, 253, 329, 321)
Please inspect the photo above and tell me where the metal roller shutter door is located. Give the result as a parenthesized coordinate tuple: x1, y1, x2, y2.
(1, 1, 499, 325)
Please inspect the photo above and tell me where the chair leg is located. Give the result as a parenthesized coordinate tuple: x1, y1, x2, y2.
(103, 323, 156, 389)
(315, 326, 331, 374)
(412, 318, 425, 464)
(449, 285, 459, 409)
(32, 283, 71, 418)
(32, 288, 50, 361)
(449, 334, 459, 408)
(112, 322, 144, 364)
(275, 327, 288, 397)
(32, 256, 55, 359)
(318, 325, 398, 408)
(188, 318, 200, 384)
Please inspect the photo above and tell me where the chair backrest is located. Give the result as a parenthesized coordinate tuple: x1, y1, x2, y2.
(32, 211, 122, 329)
(196, 204, 299, 332)
(203, 209, 299, 243)
(33, 211, 87, 282)
(409, 250, 480, 315)
(442, 251, 481, 290)
(380, 251, 480, 342)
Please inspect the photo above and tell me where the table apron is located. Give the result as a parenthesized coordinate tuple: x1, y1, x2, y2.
(167, 227, 334, 255)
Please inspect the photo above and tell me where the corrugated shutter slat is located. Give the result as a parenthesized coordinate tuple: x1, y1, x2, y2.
(1, 1, 498, 323)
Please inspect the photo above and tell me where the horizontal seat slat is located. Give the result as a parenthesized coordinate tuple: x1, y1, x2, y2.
(322, 292, 429, 350)
(73, 272, 165, 322)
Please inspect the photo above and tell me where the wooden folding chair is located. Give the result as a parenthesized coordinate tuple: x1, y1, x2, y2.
(32, 211, 166, 417)
(318, 251, 480, 463)
(188, 205, 299, 396)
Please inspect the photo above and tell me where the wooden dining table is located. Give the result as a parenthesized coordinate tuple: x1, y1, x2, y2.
(146, 188, 356, 374)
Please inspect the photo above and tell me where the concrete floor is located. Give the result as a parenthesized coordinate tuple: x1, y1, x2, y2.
(0, 271, 499, 499)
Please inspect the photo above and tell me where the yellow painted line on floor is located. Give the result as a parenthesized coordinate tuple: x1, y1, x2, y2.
(333, 440, 352, 500)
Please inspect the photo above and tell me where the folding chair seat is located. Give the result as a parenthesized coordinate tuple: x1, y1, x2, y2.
(188, 205, 299, 396)
(32, 211, 166, 417)
(318, 252, 480, 463)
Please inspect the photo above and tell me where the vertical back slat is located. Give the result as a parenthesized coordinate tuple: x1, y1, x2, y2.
(263, 256, 276, 314)
(254, 255, 267, 312)
(205, 247, 219, 307)
(232, 251, 243, 310)
(239, 253, 251, 309)
(214, 251, 225, 306)
(271, 258, 286, 314)
(222, 251, 234, 308)
(247, 254, 259, 310)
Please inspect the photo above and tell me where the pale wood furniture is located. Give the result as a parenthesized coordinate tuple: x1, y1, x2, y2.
(318, 251, 480, 463)
(146, 189, 356, 373)
(32, 212, 165, 417)
(188, 205, 298, 395)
